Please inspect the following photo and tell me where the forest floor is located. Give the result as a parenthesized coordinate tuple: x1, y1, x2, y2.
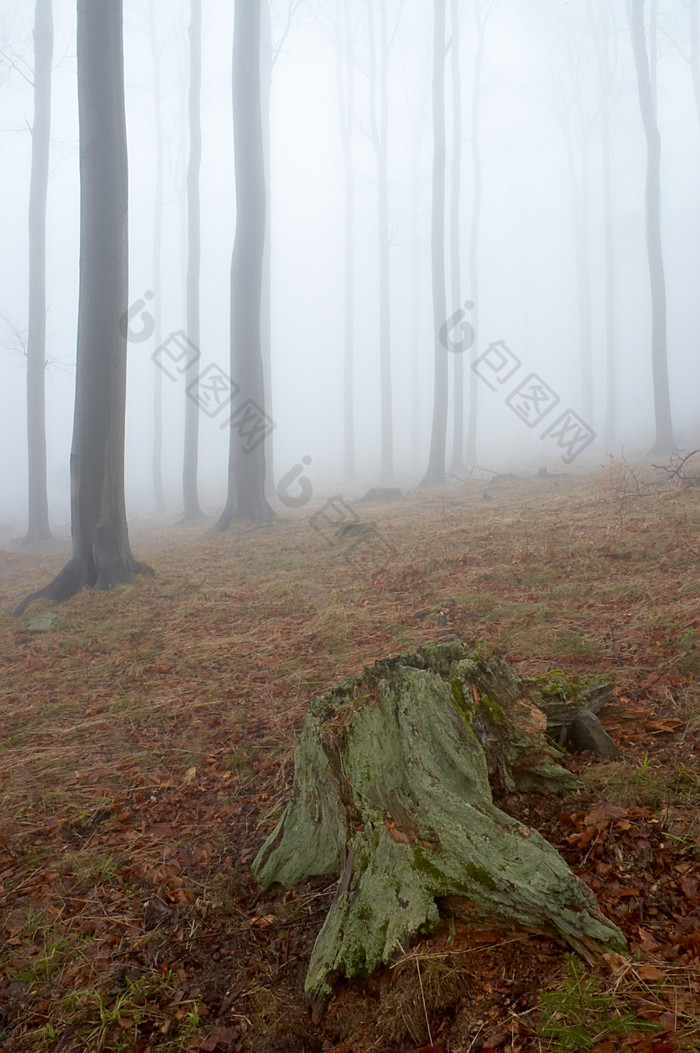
(0, 462, 698, 1053)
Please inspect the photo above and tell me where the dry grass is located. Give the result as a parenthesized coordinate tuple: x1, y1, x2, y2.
(0, 466, 698, 1052)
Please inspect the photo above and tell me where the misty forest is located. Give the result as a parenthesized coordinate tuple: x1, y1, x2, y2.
(0, 1, 698, 1052)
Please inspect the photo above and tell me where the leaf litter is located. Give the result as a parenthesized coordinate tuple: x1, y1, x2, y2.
(0, 468, 697, 1052)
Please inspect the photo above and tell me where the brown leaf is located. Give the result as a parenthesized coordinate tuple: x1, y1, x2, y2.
(638, 963, 666, 981)
(679, 875, 698, 899)
(385, 821, 412, 844)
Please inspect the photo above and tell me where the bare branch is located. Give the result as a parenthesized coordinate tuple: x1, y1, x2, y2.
(271, 0, 303, 66)
(0, 312, 28, 358)
(0, 45, 34, 87)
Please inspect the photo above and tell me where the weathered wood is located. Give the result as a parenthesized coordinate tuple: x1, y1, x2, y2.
(253, 643, 626, 1001)
(526, 669, 619, 757)
(450, 649, 581, 794)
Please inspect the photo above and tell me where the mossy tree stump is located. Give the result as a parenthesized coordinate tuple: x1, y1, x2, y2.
(253, 643, 625, 1001)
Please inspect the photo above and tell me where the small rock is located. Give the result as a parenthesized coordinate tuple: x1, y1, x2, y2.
(335, 520, 377, 537)
(358, 486, 402, 502)
(22, 612, 59, 633)
(568, 709, 619, 758)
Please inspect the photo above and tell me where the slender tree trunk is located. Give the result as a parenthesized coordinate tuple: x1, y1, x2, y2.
(601, 87, 617, 449)
(465, 0, 487, 465)
(559, 89, 593, 424)
(575, 127, 593, 422)
(182, 0, 203, 521)
(367, 0, 393, 482)
(336, 0, 356, 482)
(409, 128, 423, 471)
(627, 0, 676, 453)
(421, 0, 448, 487)
(261, 0, 274, 498)
(149, 0, 165, 514)
(213, 0, 273, 529)
(449, 0, 464, 476)
(13, 0, 151, 615)
(649, 0, 657, 110)
(592, 4, 618, 450)
(690, 0, 700, 124)
(23, 0, 53, 545)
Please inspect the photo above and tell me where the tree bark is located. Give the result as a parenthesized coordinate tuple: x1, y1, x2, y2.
(181, 0, 203, 522)
(260, 0, 274, 499)
(12, 0, 151, 616)
(448, 0, 464, 476)
(690, 0, 700, 125)
(335, 0, 356, 483)
(465, 0, 490, 465)
(213, 0, 274, 528)
(561, 105, 593, 425)
(593, 2, 618, 450)
(627, 0, 676, 454)
(421, 0, 448, 487)
(409, 125, 423, 472)
(149, 0, 166, 515)
(23, 0, 53, 546)
(254, 643, 625, 1004)
(366, 0, 393, 482)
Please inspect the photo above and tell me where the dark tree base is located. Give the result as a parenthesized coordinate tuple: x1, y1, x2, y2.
(11, 555, 154, 617)
(19, 525, 54, 548)
(211, 498, 275, 532)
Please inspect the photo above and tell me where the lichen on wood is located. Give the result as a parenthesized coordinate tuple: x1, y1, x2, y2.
(526, 669, 619, 758)
(252, 642, 626, 1001)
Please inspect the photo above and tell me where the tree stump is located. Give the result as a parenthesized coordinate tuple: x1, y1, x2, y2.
(253, 642, 625, 1002)
(526, 670, 619, 758)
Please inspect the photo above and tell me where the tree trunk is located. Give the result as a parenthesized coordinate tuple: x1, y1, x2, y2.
(367, 0, 393, 482)
(599, 14, 617, 450)
(23, 0, 53, 546)
(213, 0, 273, 529)
(12, 0, 151, 616)
(409, 125, 423, 472)
(149, 0, 166, 515)
(627, 0, 676, 454)
(690, 0, 700, 124)
(254, 643, 626, 1004)
(182, 0, 203, 522)
(448, 0, 464, 477)
(421, 0, 448, 487)
(561, 108, 593, 425)
(465, 0, 488, 465)
(335, 0, 356, 483)
(260, 0, 274, 499)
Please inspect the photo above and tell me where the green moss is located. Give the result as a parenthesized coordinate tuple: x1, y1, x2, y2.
(462, 860, 499, 893)
(478, 694, 507, 727)
(528, 669, 577, 703)
(257, 646, 626, 999)
(418, 640, 473, 678)
(450, 678, 473, 725)
(526, 670, 613, 711)
(411, 844, 449, 886)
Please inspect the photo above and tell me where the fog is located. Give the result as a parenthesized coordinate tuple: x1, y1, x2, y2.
(1, 0, 699, 532)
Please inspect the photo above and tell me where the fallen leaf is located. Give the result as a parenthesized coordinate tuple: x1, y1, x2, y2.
(638, 964, 666, 981)
(679, 875, 698, 899)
